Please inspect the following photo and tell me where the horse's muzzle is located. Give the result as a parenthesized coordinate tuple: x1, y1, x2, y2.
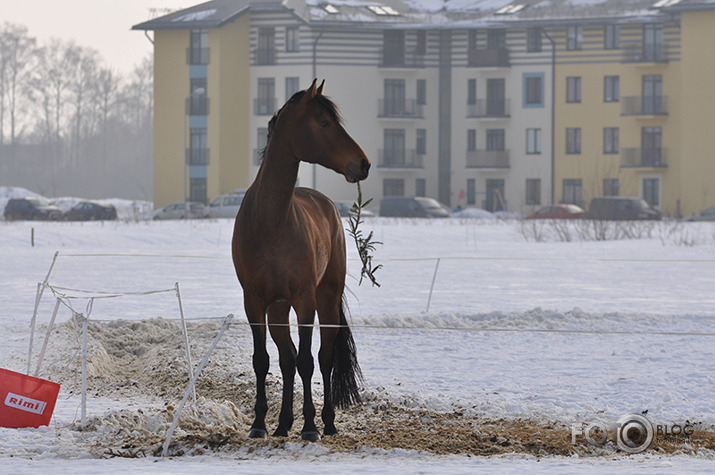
(346, 158, 371, 183)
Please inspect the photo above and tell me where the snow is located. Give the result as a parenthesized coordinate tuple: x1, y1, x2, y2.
(1, 188, 715, 472)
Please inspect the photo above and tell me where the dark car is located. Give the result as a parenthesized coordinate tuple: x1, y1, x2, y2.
(526, 204, 586, 219)
(64, 201, 117, 221)
(587, 197, 662, 220)
(3, 197, 62, 221)
(379, 196, 450, 218)
(685, 206, 715, 222)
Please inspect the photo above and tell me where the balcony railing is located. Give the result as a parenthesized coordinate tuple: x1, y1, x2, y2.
(185, 97, 210, 116)
(466, 150, 510, 168)
(254, 98, 277, 116)
(186, 47, 210, 65)
(621, 43, 670, 63)
(468, 48, 510, 68)
(185, 148, 210, 166)
(378, 99, 424, 119)
(377, 149, 424, 168)
(467, 99, 510, 118)
(379, 49, 425, 68)
(621, 147, 668, 168)
(621, 96, 668, 116)
(254, 48, 277, 65)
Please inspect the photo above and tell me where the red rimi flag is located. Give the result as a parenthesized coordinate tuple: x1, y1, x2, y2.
(0, 368, 60, 428)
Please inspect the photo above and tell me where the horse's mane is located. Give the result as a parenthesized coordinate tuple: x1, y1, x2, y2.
(261, 90, 342, 159)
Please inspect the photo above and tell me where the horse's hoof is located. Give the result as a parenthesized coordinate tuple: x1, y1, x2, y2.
(248, 428, 268, 439)
(272, 428, 289, 438)
(301, 431, 320, 442)
(324, 425, 338, 436)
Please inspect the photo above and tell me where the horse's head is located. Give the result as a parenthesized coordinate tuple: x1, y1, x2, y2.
(275, 79, 370, 183)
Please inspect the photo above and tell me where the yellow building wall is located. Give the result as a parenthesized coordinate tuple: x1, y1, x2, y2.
(153, 29, 191, 210)
(678, 11, 715, 215)
(207, 14, 252, 201)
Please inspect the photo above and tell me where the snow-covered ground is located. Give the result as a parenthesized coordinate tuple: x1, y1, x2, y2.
(1, 192, 715, 472)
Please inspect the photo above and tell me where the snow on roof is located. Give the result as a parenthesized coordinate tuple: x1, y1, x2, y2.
(171, 9, 218, 22)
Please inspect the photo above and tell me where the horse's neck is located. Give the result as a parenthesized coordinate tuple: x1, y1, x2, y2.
(251, 144, 300, 222)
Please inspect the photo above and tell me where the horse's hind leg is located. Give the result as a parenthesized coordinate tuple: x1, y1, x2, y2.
(294, 297, 320, 441)
(246, 298, 269, 439)
(316, 290, 340, 436)
(267, 301, 296, 437)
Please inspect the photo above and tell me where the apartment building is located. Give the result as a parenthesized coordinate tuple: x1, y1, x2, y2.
(134, 0, 715, 216)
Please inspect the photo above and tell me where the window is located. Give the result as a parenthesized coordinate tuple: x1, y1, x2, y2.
(603, 178, 619, 196)
(643, 75, 664, 114)
(486, 179, 505, 212)
(467, 79, 477, 105)
(486, 78, 506, 115)
(566, 128, 581, 154)
(603, 127, 619, 154)
(384, 79, 406, 116)
(526, 179, 541, 205)
(383, 30, 405, 66)
(286, 27, 299, 52)
(383, 178, 405, 196)
(566, 76, 581, 103)
(604, 25, 620, 49)
(604, 76, 619, 102)
(417, 79, 426, 105)
(188, 29, 209, 64)
(487, 129, 505, 151)
(416, 31, 427, 55)
(642, 126, 663, 166)
(526, 128, 541, 154)
(524, 73, 543, 107)
(567, 25, 583, 51)
(285, 77, 300, 101)
(527, 28, 542, 53)
(189, 78, 208, 115)
(642, 177, 660, 207)
(467, 179, 476, 205)
(416, 178, 426, 197)
(257, 28, 276, 65)
(188, 128, 208, 165)
(384, 128, 406, 166)
(256, 78, 275, 115)
(643, 24, 664, 61)
(256, 127, 268, 163)
(416, 129, 426, 155)
(189, 178, 207, 204)
(487, 29, 506, 50)
(467, 129, 477, 151)
(562, 179, 583, 206)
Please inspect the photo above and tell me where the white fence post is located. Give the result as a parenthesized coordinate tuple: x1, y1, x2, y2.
(425, 258, 441, 313)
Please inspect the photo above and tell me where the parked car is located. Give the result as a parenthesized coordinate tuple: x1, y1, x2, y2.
(526, 204, 586, 220)
(587, 197, 661, 220)
(208, 193, 245, 219)
(379, 196, 450, 218)
(3, 197, 62, 221)
(64, 201, 117, 221)
(153, 202, 208, 220)
(333, 201, 375, 218)
(685, 206, 715, 222)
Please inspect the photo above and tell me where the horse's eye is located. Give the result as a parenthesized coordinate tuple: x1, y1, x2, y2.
(319, 119, 331, 128)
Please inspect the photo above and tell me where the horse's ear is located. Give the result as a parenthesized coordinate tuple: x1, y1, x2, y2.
(317, 80, 325, 96)
(306, 78, 318, 100)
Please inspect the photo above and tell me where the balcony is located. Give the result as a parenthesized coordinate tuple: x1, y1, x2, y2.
(467, 99, 510, 118)
(185, 97, 210, 116)
(254, 48, 277, 65)
(185, 148, 210, 166)
(621, 96, 668, 116)
(378, 99, 424, 119)
(468, 48, 510, 68)
(621, 148, 667, 168)
(377, 149, 424, 169)
(254, 98, 277, 116)
(379, 49, 425, 68)
(621, 44, 670, 64)
(466, 150, 510, 169)
(186, 47, 210, 65)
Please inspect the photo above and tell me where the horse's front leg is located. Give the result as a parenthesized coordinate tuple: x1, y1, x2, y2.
(267, 301, 296, 437)
(295, 298, 320, 441)
(246, 299, 269, 439)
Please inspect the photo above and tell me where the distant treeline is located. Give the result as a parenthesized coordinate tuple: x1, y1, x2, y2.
(0, 22, 152, 200)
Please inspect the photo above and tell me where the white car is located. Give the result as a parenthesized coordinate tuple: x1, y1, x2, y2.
(208, 193, 245, 218)
(153, 202, 208, 220)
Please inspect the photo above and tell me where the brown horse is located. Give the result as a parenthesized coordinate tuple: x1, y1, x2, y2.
(232, 79, 370, 441)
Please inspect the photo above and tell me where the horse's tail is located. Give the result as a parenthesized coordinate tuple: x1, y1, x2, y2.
(330, 298, 363, 409)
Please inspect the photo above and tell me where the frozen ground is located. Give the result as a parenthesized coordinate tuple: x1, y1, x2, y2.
(1, 203, 715, 472)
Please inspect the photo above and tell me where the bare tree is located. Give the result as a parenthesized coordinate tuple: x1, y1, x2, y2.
(0, 23, 37, 149)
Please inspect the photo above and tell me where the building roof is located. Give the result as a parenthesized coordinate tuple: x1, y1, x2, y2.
(132, 0, 715, 31)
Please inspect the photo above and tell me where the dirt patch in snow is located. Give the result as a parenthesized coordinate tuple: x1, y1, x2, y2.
(43, 318, 715, 459)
